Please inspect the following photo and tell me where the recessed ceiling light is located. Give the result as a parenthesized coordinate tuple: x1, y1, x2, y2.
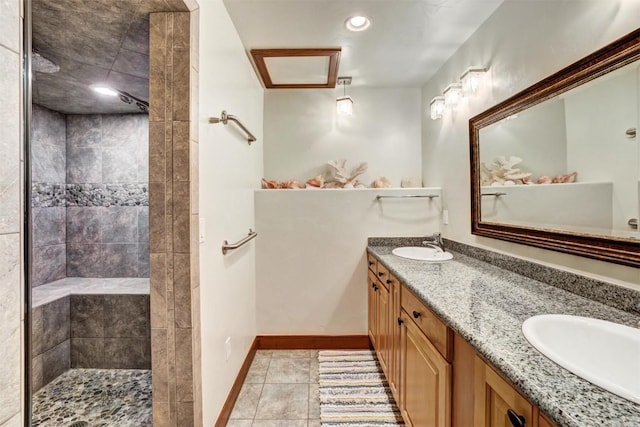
(345, 15, 370, 32)
(92, 86, 118, 96)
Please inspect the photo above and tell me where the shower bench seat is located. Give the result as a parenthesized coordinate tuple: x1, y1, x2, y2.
(33, 277, 149, 308)
(32, 277, 151, 391)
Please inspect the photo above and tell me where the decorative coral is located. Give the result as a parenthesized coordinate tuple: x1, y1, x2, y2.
(481, 156, 532, 186)
(325, 160, 368, 188)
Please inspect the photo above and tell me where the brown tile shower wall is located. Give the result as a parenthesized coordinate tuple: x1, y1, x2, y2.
(30, 107, 150, 284)
(149, 10, 202, 427)
(31, 294, 151, 392)
(31, 297, 70, 392)
(31, 105, 67, 286)
(70, 295, 151, 370)
(65, 114, 149, 278)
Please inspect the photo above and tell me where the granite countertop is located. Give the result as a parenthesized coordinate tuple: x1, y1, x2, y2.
(367, 245, 640, 427)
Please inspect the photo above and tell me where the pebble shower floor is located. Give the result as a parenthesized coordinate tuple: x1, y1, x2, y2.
(31, 369, 152, 426)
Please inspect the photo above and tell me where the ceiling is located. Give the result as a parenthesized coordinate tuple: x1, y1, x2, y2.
(32, 0, 505, 114)
(32, 0, 188, 115)
(223, 0, 505, 88)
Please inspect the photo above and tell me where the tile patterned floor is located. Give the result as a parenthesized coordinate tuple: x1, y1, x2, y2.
(32, 369, 152, 426)
(227, 350, 321, 427)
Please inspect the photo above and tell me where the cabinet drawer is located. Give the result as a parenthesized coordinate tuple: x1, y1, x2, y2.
(376, 262, 390, 285)
(367, 253, 377, 272)
(401, 286, 450, 360)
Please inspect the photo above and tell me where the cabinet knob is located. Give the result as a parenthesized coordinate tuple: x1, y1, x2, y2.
(378, 272, 384, 277)
(397, 317, 404, 326)
(373, 285, 378, 292)
(412, 310, 421, 319)
(368, 261, 374, 266)
(507, 409, 526, 427)
(386, 279, 392, 284)
(371, 282, 375, 289)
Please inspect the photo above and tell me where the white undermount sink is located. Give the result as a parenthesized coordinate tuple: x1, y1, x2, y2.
(391, 246, 453, 262)
(522, 314, 640, 404)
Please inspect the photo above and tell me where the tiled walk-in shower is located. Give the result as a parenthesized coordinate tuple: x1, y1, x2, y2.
(30, 106, 151, 422)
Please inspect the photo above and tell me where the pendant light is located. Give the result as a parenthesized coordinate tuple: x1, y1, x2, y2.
(336, 76, 353, 116)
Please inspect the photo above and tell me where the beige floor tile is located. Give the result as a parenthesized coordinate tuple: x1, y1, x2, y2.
(254, 350, 273, 359)
(254, 383, 309, 420)
(245, 357, 270, 384)
(229, 383, 263, 419)
(309, 357, 319, 383)
(307, 420, 322, 427)
(308, 383, 320, 418)
(251, 421, 307, 427)
(265, 358, 310, 384)
(225, 420, 253, 427)
(270, 350, 311, 359)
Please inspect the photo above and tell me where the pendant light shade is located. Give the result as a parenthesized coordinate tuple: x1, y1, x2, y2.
(336, 76, 353, 116)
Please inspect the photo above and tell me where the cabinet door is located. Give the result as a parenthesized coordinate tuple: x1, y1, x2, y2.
(388, 275, 402, 401)
(474, 356, 534, 427)
(400, 312, 451, 427)
(367, 270, 378, 347)
(376, 281, 390, 375)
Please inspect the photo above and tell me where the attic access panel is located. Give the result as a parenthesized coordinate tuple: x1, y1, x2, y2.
(251, 48, 341, 88)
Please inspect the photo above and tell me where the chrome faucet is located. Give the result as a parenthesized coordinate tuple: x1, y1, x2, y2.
(423, 232, 445, 252)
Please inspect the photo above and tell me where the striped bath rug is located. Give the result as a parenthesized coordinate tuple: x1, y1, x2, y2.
(318, 350, 404, 426)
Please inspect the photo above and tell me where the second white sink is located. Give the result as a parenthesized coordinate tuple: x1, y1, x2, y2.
(522, 314, 640, 404)
(392, 246, 453, 262)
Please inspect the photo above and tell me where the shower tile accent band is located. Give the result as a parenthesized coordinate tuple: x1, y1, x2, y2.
(32, 183, 149, 207)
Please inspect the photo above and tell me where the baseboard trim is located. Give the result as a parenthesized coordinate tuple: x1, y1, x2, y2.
(214, 337, 258, 427)
(256, 335, 371, 350)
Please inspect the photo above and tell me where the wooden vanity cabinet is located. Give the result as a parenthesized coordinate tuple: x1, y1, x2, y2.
(367, 255, 555, 427)
(367, 269, 378, 348)
(367, 258, 390, 375)
(399, 309, 451, 427)
(474, 356, 537, 427)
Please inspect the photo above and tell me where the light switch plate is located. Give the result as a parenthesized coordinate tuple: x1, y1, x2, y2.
(199, 217, 206, 243)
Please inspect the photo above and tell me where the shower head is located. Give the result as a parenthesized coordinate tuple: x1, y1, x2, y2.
(32, 51, 60, 73)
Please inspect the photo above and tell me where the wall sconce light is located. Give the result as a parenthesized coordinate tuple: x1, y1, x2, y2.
(336, 76, 353, 116)
(430, 65, 488, 120)
(443, 83, 463, 107)
(460, 67, 487, 94)
(430, 96, 445, 120)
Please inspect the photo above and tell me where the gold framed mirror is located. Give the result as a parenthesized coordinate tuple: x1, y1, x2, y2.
(470, 28, 640, 267)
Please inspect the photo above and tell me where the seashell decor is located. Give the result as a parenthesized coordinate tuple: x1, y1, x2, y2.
(263, 160, 372, 190)
(482, 156, 578, 186)
(372, 176, 392, 188)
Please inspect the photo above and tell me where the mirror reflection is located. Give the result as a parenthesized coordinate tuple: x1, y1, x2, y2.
(478, 60, 639, 240)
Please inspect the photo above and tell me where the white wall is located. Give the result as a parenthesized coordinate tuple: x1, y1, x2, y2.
(480, 98, 567, 178)
(263, 88, 422, 187)
(198, 0, 263, 424)
(564, 62, 639, 232)
(480, 182, 612, 232)
(421, 0, 640, 289)
(255, 188, 441, 335)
